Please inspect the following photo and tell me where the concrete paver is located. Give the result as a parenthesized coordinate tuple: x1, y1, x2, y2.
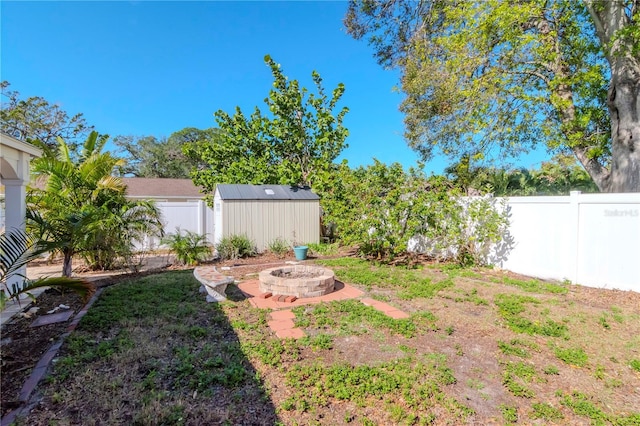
(270, 310, 296, 321)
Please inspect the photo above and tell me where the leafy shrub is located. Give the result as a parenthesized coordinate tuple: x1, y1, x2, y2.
(162, 229, 211, 266)
(267, 238, 290, 258)
(317, 161, 509, 265)
(307, 242, 339, 256)
(216, 234, 256, 260)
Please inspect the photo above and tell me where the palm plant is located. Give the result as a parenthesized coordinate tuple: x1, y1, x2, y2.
(28, 131, 164, 276)
(162, 229, 211, 266)
(0, 229, 95, 310)
(82, 200, 164, 270)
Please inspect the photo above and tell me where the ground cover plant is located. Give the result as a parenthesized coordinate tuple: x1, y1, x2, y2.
(5, 256, 640, 425)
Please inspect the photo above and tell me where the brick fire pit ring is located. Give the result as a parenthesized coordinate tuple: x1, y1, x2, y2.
(258, 265, 335, 298)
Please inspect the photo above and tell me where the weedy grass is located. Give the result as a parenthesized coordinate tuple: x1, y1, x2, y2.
(498, 339, 539, 358)
(530, 402, 564, 421)
(502, 361, 537, 398)
(554, 346, 589, 367)
(291, 299, 438, 338)
(316, 257, 452, 299)
(558, 391, 640, 425)
(500, 276, 568, 295)
(494, 293, 569, 338)
(41, 270, 280, 425)
(281, 354, 473, 423)
(18, 262, 640, 426)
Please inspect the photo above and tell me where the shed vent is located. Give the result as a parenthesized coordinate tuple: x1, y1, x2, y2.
(265, 189, 275, 195)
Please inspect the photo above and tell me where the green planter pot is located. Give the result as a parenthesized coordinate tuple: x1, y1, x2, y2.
(293, 246, 308, 260)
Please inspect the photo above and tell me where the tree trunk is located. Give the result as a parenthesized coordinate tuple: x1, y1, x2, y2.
(606, 71, 640, 192)
(585, 0, 640, 192)
(63, 250, 73, 278)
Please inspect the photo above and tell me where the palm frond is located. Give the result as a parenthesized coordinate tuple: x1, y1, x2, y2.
(1, 276, 95, 311)
(0, 230, 47, 281)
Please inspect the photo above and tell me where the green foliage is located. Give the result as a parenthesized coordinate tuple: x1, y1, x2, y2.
(630, 359, 640, 373)
(560, 392, 640, 425)
(554, 346, 588, 367)
(162, 229, 211, 266)
(498, 339, 538, 358)
(315, 257, 452, 299)
(283, 354, 471, 422)
(530, 402, 564, 421)
(502, 361, 536, 398)
(317, 161, 508, 265)
(306, 242, 339, 256)
(447, 154, 599, 196)
(215, 234, 256, 260)
(0, 228, 96, 309)
(499, 404, 519, 423)
(344, 1, 640, 191)
(292, 299, 437, 339)
(494, 293, 569, 338)
(185, 55, 349, 193)
(559, 391, 610, 424)
(501, 276, 568, 294)
(1, 81, 93, 151)
(27, 131, 164, 275)
(113, 128, 216, 178)
(266, 237, 290, 258)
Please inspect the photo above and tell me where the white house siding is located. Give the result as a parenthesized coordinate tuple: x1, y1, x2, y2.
(221, 199, 319, 252)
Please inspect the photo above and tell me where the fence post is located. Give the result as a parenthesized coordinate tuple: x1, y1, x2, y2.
(568, 191, 581, 284)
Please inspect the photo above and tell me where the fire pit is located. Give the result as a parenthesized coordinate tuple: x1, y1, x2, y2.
(259, 265, 335, 298)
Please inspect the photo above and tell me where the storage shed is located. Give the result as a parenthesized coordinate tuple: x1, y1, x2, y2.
(213, 184, 320, 252)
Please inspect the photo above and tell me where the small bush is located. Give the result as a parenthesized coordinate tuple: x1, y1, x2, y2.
(267, 238, 290, 258)
(161, 229, 211, 266)
(216, 234, 256, 260)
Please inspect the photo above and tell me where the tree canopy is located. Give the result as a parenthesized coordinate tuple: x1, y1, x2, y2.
(0, 81, 93, 151)
(185, 55, 349, 195)
(345, 0, 640, 192)
(114, 128, 216, 178)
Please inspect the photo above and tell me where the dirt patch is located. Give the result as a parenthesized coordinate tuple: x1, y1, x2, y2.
(1, 289, 85, 416)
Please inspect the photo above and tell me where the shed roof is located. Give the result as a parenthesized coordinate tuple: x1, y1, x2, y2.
(216, 184, 319, 201)
(122, 178, 204, 198)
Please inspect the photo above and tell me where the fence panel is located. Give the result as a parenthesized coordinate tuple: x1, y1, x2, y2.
(501, 192, 640, 292)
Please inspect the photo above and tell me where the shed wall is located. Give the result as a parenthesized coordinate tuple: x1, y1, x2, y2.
(221, 200, 319, 251)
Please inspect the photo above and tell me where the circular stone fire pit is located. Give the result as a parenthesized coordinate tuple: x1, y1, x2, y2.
(259, 265, 335, 298)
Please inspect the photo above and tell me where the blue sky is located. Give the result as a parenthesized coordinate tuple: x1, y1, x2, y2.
(2, 1, 550, 175)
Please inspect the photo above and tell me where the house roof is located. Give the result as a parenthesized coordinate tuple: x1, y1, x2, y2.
(122, 178, 205, 198)
(216, 184, 320, 201)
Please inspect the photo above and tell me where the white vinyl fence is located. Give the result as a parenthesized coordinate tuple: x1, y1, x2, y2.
(499, 191, 640, 292)
(137, 201, 215, 250)
(142, 194, 639, 293)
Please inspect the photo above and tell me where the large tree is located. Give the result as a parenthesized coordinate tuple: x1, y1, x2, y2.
(345, 0, 639, 192)
(114, 127, 217, 178)
(185, 55, 349, 194)
(0, 81, 93, 151)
